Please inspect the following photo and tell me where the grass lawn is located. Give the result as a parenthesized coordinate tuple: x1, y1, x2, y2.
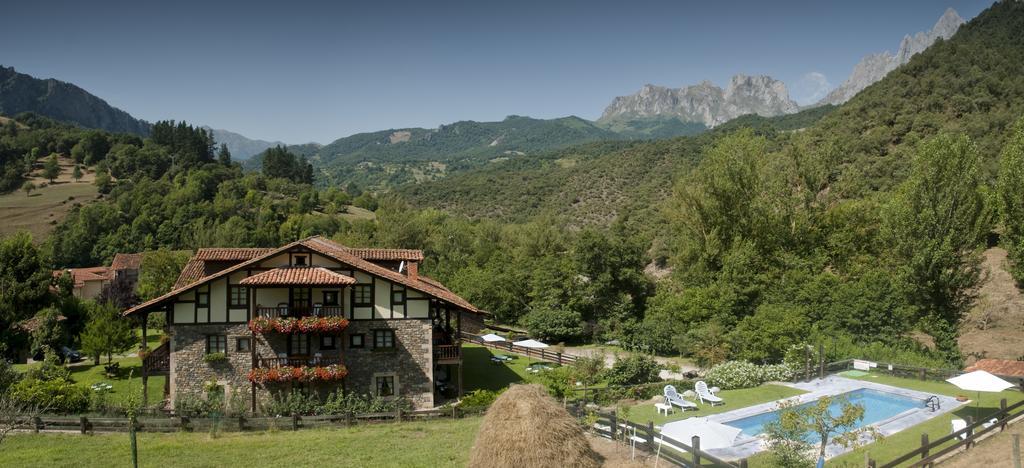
(135, 328, 165, 351)
(0, 161, 98, 240)
(462, 343, 537, 392)
(622, 384, 807, 426)
(14, 355, 165, 406)
(0, 416, 482, 467)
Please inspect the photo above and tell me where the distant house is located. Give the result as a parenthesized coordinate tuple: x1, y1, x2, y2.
(53, 252, 145, 300)
(53, 267, 111, 300)
(123, 236, 484, 411)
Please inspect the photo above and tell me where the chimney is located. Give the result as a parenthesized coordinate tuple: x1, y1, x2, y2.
(407, 261, 418, 280)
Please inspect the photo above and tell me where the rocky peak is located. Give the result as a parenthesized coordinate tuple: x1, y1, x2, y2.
(821, 8, 964, 105)
(599, 74, 798, 128)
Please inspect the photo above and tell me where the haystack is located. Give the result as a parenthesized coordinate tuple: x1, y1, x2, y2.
(468, 384, 603, 468)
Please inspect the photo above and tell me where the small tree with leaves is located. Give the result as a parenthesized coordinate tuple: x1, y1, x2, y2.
(80, 301, 136, 365)
(72, 164, 83, 182)
(765, 396, 880, 465)
(21, 181, 35, 196)
(43, 154, 60, 182)
(29, 307, 66, 359)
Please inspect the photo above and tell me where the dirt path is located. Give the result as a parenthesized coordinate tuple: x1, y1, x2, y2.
(959, 248, 1024, 363)
(565, 346, 700, 379)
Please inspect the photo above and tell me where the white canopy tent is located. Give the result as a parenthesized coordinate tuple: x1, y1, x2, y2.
(480, 333, 506, 343)
(512, 339, 549, 349)
(947, 370, 1016, 418)
(659, 417, 741, 450)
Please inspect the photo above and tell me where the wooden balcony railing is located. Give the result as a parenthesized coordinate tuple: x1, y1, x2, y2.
(433, 344, 461, 363)
(255, 305, 345, 319)
(257, 356, 343, 368)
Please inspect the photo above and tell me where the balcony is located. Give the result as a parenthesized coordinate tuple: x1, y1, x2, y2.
(434, 344, 461, 364)
(256, 355, 343, 368)
(255, 305, 345, 319)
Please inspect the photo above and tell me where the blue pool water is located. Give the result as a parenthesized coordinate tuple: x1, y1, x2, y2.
(723, 388, 920, 442)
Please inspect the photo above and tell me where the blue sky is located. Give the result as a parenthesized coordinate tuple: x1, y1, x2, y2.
(1, 0, 993, 143)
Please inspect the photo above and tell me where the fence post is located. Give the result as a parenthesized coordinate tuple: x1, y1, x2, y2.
(965, 415, 974, 449)
(1001, 399, 1009, 430)
(238, 416, 246, 431)
(557, 352, 562, 364)
(291, 413, 299, 431)
(867, 458, 876, 468)
(33, 416, 41, 433)
(1012, 434, 1021, 468)
(181, 416, 191, 432)
(920, 433, 929, 461)
(818, 343, 825, 379)
(919, 368, 926, 380)
(739, 460, 748, 468)
(609, 411, 617, 440)
(396, 408, 403, 423)
(692, 435, 701, 466)
(647, 421, 655, 451)
(80, 416, 88, 434)
(452, 405, 458, 419)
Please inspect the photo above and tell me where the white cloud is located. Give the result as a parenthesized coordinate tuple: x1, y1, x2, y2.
(790, 72, 832, 105)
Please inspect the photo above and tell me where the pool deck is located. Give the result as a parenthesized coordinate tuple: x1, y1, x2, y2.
(702, 376, 963, 460)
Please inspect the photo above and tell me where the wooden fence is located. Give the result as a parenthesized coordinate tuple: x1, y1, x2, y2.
(460, 332, 579, 365)
(570, 406, 746, 468)
(8, 407, 485, 435)
(869, 398, 1024, 467)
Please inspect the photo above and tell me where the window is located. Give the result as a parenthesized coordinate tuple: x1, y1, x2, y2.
(229, 285, 248, 307)
(375, 375, 396, 397)
(320, 335, 336, 350)
(197, 289, 210, 307)
(349, 333, 365, 349)
(353, 285, 372, 307)
(391, 288, 405, 306)
(206, 335, 227, 354)
(373, 329, 395, 349)
(236, 337, 251, 352)
(323, 291, 339, 306)
(294, 254, 308, 266)
(289, 334, 309, 356)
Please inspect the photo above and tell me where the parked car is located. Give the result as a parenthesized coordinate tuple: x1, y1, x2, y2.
(60, 346, 83, 363)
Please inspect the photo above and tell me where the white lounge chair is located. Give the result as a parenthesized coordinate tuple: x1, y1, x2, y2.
(951, 419, 967, 440)
(695, 381, 724, 406)
(663, 385, 697, 411)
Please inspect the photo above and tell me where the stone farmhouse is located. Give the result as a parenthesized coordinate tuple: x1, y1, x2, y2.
(124, 236, 483, 411)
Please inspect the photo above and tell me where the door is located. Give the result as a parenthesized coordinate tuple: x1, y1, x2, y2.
(291, 287, 311, 316)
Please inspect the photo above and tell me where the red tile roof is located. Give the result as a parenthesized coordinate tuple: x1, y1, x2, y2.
(53, 267, 110, 287)
(966, 359, 1024, 378)
(342, 248, 424, 262)
(173, 259, 206, 289)
(239, 267, 356, 286)
(125, 236, 480, 316)
(110, 253, 143, 271)
(193, 248, 275, 261)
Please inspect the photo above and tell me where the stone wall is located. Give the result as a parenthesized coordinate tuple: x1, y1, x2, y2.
(169, 324, 253, 406)
(344, 319, 434, 409)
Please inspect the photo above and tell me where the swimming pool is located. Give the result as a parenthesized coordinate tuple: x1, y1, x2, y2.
(723, 388, 921, 442)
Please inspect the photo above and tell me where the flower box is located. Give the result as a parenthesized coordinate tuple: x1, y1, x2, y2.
(248, 364, 348, 384)
(248, 316, 349, 334)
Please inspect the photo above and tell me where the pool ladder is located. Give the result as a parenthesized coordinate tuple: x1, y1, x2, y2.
(925, 395, 941, 412)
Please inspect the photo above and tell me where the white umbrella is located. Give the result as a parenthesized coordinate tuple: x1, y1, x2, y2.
(947, 370, 1016, 418)
(480, 333, 506, 343)
(512, 339, 549, 349)
(660, 417, 741, 450)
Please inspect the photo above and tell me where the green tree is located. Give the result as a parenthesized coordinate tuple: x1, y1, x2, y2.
(72, 164, 83, 182)
(997, 117, 1024, 281)
(135, 250, 191, 301)
(80, 301, 136, 365)
(29, 307, 66, 359)
(884, 134, 986, 365)
(0, 233, 52, 360)
(217, 143, 232, 165)
(21, 181, 35, 196)
(43, 154, 60, 182)
(522, 307, 584, 342)
(94, 167, 112, 193)
(604, 354, 660, 386)
(765, 396, 878, 462)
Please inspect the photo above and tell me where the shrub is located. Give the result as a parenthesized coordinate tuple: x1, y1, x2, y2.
(457, 389, 501, 411)
(317, 391, 409, 415)
(10, 378, 90, 413)
(604, 354, 660, 386)
(261, 390, 321, 416)
(0, 358, 21, 393)
(704, 360, 797, 390)
(522, 308, 585, 342)
(174, 391, 220, 417)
